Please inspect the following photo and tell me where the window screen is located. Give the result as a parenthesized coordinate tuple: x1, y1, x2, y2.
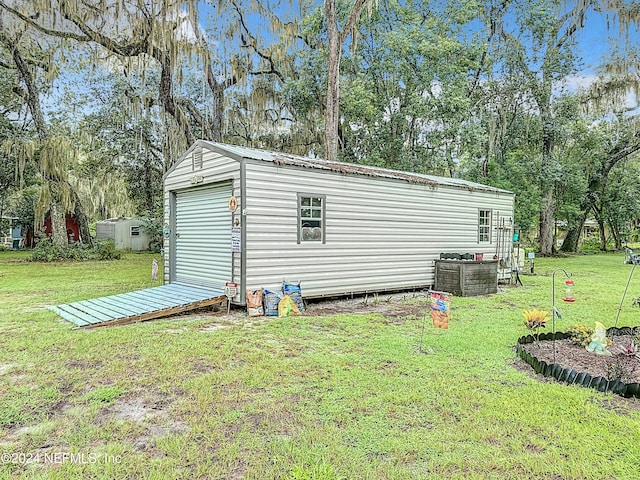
(479, 209, 491, 243)
(298, 195, 325, 243)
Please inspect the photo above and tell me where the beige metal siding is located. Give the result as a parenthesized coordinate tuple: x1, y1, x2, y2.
(96, 222, 115, 241)
(244, 162, 514, 297)
(174, 183, 232, 289)
(163, 145, 241, 286)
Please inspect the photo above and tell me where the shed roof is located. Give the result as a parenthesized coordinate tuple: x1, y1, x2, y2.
(195, 140, 513, 195)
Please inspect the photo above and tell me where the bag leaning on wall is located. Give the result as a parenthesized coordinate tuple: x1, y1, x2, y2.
(282, 280, 305, 313)
(246, 289, 264, 317)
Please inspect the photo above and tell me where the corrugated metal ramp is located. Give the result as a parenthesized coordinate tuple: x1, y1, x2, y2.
(49, 283, 226, 328)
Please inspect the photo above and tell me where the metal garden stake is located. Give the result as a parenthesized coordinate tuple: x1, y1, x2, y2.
(552, 268, 574, 364)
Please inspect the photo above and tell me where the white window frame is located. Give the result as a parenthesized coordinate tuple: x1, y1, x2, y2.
(478, 209, 491, 243)
(130, 226, 141, 237)
(297, 194, 326, 244)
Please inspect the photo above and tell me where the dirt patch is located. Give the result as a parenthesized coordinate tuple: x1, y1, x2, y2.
(164, 291, 432, 331)
(303, 290, 430, 317)
(95, 395, 190, 451)
(110, 397, 166, 423)
(521, 336, 640, 384)
(0, 363, 19, 375)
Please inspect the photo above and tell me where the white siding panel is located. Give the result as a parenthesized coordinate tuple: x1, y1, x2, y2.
(165, 150, 238, 192)
(244, 162, 514, 297)
(174, 183, 232, 289)
(163, 147, 240, 285)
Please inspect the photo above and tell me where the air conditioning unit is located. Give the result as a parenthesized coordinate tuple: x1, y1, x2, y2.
(302, 227, 322, 241)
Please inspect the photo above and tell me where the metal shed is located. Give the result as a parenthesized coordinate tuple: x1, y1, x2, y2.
(163, 141, 515, 304)
(96, 217, 150, 251)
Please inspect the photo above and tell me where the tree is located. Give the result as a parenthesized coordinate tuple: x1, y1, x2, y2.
(560, 118, 640, 251)
(51, 71, 161, 217)
(602, 159, 640, 249)
(338, 0, 488, 174)
(0, 10, 93, 245)
(559, 23, 640, 251)
(323, 0, 373, 161)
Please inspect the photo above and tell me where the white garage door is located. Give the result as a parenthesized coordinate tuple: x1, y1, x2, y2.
(175, 182, 232, 290)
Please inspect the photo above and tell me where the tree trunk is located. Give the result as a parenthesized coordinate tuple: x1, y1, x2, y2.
(610, 217, 622, 250)
(560, 210, 588, 252)
(144, 153, 154, 213)
(49, 201, 67, 245)
(73, 197, 92, 246)
(538, 104, 555, 255)
(207, 72, 227, 143)
(597, 215, 607, 251)
(539, 190, 555, 254)
(323, 0, 371, 162)
(324, 0, 341, 162)
(157, 48, 195, 147)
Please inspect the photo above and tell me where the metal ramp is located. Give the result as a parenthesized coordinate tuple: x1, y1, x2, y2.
(49, 283, 226, 328)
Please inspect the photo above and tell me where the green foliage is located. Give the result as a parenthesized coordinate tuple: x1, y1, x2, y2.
(140, 210, 163, 252)
(567, 324, 595, 347)
(579, 235, 614, 253)
(31, 237, 121, 262)
(94, 239, 122, 260)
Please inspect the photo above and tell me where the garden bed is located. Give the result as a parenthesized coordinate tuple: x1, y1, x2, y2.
(517, 327, 640, 398)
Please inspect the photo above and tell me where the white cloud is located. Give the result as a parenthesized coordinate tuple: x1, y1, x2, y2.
(556, 74, 599, 93)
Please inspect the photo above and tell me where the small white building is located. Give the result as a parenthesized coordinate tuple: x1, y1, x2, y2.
(163, 141, 515, 304)
(96, 217, 150, 251)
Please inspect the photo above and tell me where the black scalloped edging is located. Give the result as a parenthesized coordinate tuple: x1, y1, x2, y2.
(516, 327, 640, 398)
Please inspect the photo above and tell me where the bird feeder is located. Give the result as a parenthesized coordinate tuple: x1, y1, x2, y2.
(563, 279, 575, 302)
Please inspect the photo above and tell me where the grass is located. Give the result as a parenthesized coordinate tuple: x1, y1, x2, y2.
(0, 250, 639, 479)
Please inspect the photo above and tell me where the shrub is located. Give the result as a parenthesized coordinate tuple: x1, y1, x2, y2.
(567, 324, 595, 347)
(606, 358, 633, 383)
(579, 235, 615, 253)
(95, 239, 121, 260)
(31, 238, 121, 262)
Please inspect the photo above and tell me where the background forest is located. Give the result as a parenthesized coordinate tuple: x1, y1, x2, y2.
(0, 0, 639, 254)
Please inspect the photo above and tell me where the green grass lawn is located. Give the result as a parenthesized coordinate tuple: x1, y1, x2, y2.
(0, 250, 639, 479)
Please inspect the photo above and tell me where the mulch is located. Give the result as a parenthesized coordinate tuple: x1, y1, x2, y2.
(522, 335, 640, 384)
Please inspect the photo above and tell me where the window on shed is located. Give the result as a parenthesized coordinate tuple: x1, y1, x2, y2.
(192, 146, 203, 170)
(130, 226, 141, 237)
(298, 195, 325, 243)
(478, 209, 491, 243)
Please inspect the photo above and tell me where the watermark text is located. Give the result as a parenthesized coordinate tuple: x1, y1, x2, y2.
(1, 451, 122, 465)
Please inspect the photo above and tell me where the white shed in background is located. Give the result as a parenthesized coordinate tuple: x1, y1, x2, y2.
(163, 141, 516, 304)
(96, 217, 150, 251)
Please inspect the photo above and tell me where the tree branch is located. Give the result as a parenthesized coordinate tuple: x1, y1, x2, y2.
(0, 32, 48, 141)
(0, 0, 90, 43)
(232, 1, 285, 83)
(340, 0, 370, 45)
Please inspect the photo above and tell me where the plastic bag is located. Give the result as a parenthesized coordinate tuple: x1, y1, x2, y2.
(283, 281, 302, 295)
(283, 281, 305, 312)
(289, 293, 305, 313)
(263, 289, 283, 317)
(278, 295, 301, 317)
(246, 289, 264, 317)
